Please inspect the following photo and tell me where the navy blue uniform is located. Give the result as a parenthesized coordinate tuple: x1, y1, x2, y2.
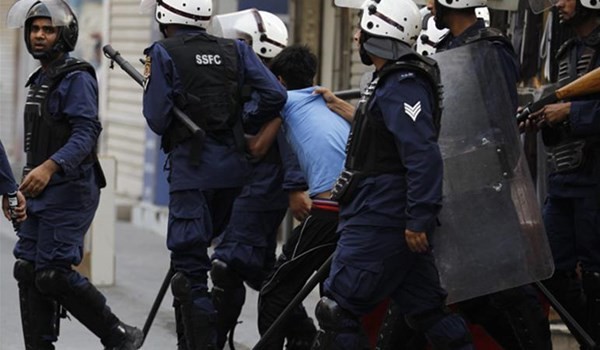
(142, 26, 286, 336)
(319, 60, 472, 349)
(14, 55, 102, 272)
(0, 140, 17, 195)
(541, 26, 600, 341)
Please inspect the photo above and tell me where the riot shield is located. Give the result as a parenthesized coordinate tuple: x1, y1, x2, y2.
(432, 41, 554, 304)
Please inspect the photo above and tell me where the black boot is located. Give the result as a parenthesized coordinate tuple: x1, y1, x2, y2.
(210, 259, 246, 349)
(35, 268, 142, 349)
(14, 260, 59, 350)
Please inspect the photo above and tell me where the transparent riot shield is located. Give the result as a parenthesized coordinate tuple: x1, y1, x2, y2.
(432, 41, 554, 304)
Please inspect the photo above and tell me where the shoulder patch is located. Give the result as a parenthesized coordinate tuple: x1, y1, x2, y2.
(404, 101, 422, 122)
(143, 55, 151, 90)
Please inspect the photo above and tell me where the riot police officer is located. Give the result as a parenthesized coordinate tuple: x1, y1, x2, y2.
(313, 0, 473, 349)
(426, 0, 554, 348)
(526, 0, 600, 342)
(1, 140, 27, 224)
(140, 0, 287, 348)
(207, 9, 304, 349)
(6, 0, 143, 349)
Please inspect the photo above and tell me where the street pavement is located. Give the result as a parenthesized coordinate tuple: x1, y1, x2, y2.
(0, 216, 321, 350)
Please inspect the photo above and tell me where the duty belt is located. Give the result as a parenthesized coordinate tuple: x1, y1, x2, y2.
(547, 139, 586, 173)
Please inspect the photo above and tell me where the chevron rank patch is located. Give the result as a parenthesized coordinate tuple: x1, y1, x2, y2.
(404, 101, 421, 122)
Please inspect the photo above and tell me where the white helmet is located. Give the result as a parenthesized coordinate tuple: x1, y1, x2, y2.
(436, 0, 487, 9)
(359, 0, 422, 47)
(579, 0, 600, 9)
(475, 7, 490, 26)
(210, 9, 287, 59)
(141, 0, 212, 28)
(416, 7, 448, 56)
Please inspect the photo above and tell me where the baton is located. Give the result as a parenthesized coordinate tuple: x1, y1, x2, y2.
(516, 66, 600, 124)
(534, 281, 598, 349)
(102, 44, 205, 139)
(334, 89, 361, 100)
(141, 267, 175, 345)
(253, 254, 333, 350)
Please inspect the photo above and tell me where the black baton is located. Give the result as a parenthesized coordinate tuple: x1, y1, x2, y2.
(142, 267, 176, 345)
(102, 44, 205, 139)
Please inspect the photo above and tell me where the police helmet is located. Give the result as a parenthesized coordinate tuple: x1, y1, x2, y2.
(22, 0, 78, 58)
(359, 0, 422, 47)
(416, 7, 448, 56)
(436, 0, 487, 9)
(210, 9, 288, 59)
(579, 0, 600, 10)
(153, 0, 212, 29)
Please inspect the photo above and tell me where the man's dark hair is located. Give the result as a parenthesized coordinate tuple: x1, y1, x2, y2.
(269, 44, 317, 90)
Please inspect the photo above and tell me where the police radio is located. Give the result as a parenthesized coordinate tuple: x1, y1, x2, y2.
(7, 191, 20, 231)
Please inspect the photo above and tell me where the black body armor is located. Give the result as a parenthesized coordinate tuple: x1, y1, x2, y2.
(23, 57, 97, 175)
(331, 54, 442, 203)
(158, 32, 243, 153)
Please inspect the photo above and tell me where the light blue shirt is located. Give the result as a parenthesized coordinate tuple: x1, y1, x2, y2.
(280, 86, 350, 197)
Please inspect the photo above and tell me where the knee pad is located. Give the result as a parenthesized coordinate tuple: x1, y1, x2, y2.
(171, 272, 192, 302)
(13, 259, 35, 284)
(315, 297, 360, 332)
(210, 259, 243, 289)
(35, 269, 71, 296)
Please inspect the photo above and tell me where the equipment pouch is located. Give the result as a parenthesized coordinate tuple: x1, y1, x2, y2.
(330, 169, 362, 204)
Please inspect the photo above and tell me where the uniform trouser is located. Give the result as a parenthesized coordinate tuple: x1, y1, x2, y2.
(12, 180, 126, 347)
(543, 194, 600, 341)
(211, 207, 287, 348)
(322, 225, 472, 350)
(168, 187, 240, 348)
(212, 207, 288, 289)
(257, 207, 339, 350)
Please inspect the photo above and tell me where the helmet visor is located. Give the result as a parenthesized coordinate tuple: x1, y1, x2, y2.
(139, 0, 155, 14)
(7, 0, 75, 28)
(528, 0, 557, 14)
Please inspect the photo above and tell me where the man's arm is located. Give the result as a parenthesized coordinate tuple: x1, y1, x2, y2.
(246, 117, 282, 159)
(313, 87, 356, 123)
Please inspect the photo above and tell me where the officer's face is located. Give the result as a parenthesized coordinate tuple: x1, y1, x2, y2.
(555, 0, 577, 22)
(427, 0, 436, 15)
(29, 18, 58, 55)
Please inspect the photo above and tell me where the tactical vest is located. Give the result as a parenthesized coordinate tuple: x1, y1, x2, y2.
(24, 57, 97, 173)
(345, 54, 443, 174)
(158, 32, 242, 152)
(544, 31, 600, 173)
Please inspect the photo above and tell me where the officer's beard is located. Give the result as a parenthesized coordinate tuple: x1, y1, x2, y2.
(30, 43, 63, 63)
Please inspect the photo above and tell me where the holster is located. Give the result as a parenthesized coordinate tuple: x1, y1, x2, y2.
(330, 169, 363, 204)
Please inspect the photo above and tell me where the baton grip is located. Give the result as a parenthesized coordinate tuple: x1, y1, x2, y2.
(102, 45, 205, 139)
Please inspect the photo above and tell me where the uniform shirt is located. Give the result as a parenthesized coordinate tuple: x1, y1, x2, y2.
(143, 28, 287, 191)
(280, 86, 350, 197)
(0, 140, 17, 195)
(339, 70, 443, 233)
(34, 56, 102, 184)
